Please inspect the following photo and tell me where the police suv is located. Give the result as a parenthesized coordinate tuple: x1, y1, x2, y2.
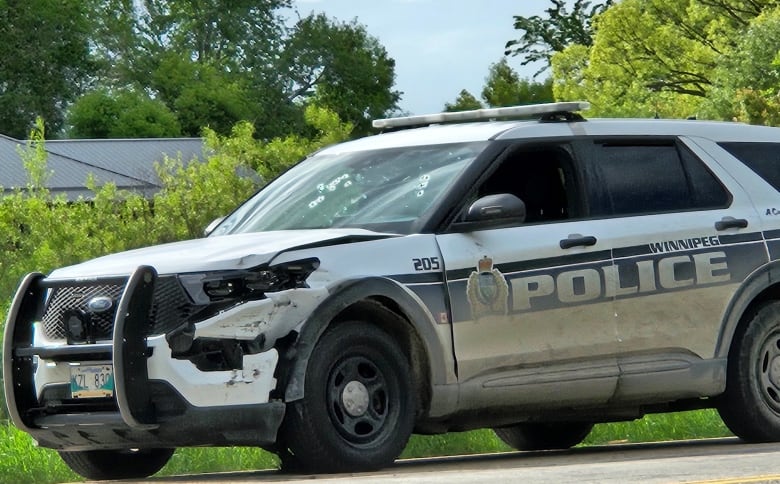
(6, 102, 780, 479)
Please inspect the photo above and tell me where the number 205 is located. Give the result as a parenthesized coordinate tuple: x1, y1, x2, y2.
(413, 257, 440, 271)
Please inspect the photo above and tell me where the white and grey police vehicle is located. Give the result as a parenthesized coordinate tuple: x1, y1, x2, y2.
(6, 102, 780, 479)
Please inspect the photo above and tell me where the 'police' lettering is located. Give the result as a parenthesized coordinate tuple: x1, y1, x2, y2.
(512, 275, 554, 310)
(509, 251, 730, 311)
(557, 269, 601, 303)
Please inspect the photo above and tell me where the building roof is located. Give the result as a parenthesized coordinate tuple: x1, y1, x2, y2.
(0, 135, 206, 200)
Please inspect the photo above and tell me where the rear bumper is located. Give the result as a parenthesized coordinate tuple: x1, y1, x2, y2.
(3, 268, 286, 450)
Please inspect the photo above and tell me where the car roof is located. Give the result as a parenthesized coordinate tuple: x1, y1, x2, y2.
(530, 118, 780, 143)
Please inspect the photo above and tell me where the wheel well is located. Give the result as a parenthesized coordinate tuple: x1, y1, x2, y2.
(330, 297, 432, 418)
(728, 283, 780, 358)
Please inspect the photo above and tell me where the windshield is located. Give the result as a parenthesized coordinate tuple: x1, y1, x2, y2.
(212, 141, 487, 235)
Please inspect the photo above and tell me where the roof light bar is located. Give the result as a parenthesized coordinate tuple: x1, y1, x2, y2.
(372, 101, 591, 130)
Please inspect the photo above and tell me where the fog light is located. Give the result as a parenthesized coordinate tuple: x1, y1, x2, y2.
(64, 309, 88, 343)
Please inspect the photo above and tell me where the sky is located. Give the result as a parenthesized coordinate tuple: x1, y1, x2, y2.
(291, 0, 551, 116)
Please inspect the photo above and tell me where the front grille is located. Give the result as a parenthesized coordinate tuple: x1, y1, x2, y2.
(149, 277, 201, 335)
(41, 276, 201, 341)
(42, 284, 124, 340)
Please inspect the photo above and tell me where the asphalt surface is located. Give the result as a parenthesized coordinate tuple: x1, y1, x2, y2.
(96, 438, 780, 484)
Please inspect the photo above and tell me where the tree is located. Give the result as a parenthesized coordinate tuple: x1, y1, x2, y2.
(91, 0, 290, 82)
(68, 89, 181, 138)
(551, 0, 780, 119)
(278, 13, 401, 137)
(505, 0, 612, 76)
(444, 90, 484, 112)
(443, 59, 553, 112)
(84, 4, 401, 139)
(702, 7, 780, 125)
(86, 0, 290, 137)
(0, 0, 96, 138)
(481, 59, 554, 107)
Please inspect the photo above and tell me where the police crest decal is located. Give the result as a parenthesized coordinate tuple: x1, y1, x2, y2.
(466, 256, 509, 320)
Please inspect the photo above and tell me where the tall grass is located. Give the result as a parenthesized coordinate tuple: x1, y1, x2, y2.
(584, 409, 731, 445)
(1, 409, 732, 484)
(0, 423, 79, 484)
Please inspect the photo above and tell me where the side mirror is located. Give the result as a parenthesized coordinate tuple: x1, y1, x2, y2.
(465, 194, 526, 223)
(204, 216, 225, 237)
(453, 194, 525, 232)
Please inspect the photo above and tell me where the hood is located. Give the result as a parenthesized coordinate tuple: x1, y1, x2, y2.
(48, 229, 395, 279)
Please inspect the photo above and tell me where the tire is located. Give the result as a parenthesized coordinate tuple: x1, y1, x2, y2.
(718, 301, 780, 441)
(493, 422, 593, 451)
(58, 448, 174, 480)
(280, 321, 415, 473)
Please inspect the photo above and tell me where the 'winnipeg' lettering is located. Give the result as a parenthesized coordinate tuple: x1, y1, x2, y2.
(648, 236, 721, 254)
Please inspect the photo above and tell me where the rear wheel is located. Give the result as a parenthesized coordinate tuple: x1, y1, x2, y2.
(493, 422, 593, 451)
(279, 321, 415, 473)
(58, 448, 174, 480)
(718, 301, 780, 441)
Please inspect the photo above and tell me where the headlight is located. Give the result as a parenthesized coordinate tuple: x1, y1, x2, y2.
(180, 258, 320, 304)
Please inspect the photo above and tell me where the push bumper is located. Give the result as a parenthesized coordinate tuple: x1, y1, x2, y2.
(3, 267, 286, 450)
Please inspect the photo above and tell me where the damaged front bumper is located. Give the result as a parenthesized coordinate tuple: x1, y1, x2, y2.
(2, 266, 324, 451)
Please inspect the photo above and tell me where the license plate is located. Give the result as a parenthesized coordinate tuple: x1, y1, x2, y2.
(70, 364, 114, 398)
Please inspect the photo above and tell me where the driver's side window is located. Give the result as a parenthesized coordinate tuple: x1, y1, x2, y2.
(476, 145, 580, 224)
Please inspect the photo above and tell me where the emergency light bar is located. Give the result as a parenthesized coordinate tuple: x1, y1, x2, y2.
(372, 101, 591, 130)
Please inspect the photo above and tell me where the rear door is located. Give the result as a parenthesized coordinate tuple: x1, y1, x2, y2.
(577, 138, 766, 372)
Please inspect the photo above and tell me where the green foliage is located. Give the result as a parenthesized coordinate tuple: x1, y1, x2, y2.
(506, 0, 612, 76)
(0, 423, 79, 484)
(443, 59, 553, 112)
(445, 90, 485, 112)
(152, 126, 261, 241)
(701, 6, 780, 125)
(585, 409, 730, 445)
(282, 13, 401, 137)
(158, 447, 278, 477)
(171, 66, 253, 137)
(482, 59, 554, 107)
(68, 89, 181, 138)
(0, 0, 96, 138)
(251, 105, 354, 180)
(79, 3, 398, 139)
(551, 0, 780, 121)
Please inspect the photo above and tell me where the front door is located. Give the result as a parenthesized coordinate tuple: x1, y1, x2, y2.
(436, 142, 620, 409)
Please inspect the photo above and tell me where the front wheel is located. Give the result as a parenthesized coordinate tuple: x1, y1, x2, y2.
(493, 422, 593, 451)
(718, 301, 780, 441)
(279, 321, 415, 473)
(58, 448, 174, 480)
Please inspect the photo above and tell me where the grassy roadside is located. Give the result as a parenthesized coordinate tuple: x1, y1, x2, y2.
(1, 409, 732, 484)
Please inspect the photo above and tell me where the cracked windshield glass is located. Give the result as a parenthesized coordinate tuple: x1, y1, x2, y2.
(213, 141, 487, 235)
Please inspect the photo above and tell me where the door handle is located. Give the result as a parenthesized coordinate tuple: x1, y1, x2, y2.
(560, 235, 597, 250)
(715, 217, 748, 231)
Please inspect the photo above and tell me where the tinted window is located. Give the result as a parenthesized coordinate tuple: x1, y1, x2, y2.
(593, 141, 729, 216)
(719, 142, 780, 191)
(475, 144, 581, 224)
(680, 145, 731, 208)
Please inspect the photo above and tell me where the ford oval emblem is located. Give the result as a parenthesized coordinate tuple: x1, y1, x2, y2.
(87, 296, 113, 313)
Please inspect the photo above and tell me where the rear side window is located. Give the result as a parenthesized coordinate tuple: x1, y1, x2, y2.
(592, 141, 730, 217)
(719, 142, 780, 191)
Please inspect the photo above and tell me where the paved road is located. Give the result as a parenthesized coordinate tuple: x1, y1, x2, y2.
(110, 438, 780, 484)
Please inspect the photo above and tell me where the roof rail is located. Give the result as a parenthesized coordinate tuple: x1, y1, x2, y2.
(372, 101, 590, 130)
